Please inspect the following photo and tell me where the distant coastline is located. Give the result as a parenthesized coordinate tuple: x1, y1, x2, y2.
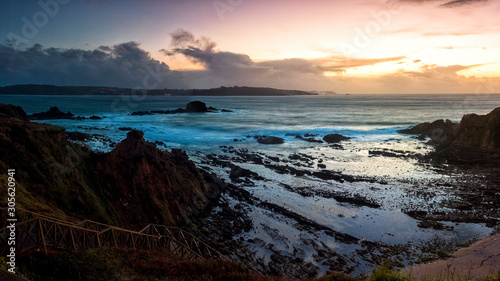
(0, 84, 318, 96)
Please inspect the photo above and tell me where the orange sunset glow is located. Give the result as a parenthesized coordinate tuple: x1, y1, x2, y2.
(2, 0, 500, 93)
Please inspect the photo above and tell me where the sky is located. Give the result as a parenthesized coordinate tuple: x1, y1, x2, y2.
(1, 0, 500, 94)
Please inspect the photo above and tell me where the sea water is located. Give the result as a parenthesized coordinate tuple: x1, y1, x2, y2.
(2, 93, 500, 274)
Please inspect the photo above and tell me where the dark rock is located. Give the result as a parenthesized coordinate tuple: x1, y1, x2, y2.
(296, 135, 323, 143)
(89, 115, 102, 120)
(66, 131, 92, 141)
(398, 119, 456, 145)
(229, 164, 264, 183)
(118, 127, 134, 131)
(221, 109, 233, 112)
(0, 103, 29, 121)
(454, 107, 500, 152)
(28, 106, 75, 120)
(399, 107, 500, 153)
(75, 116, 86, 120)
(257, 136, 285, 144)
(185, 101, 208, 113)
(317, 163, 326, 169)
(323, 134, 351, 143)
(154, 140, 165, 146)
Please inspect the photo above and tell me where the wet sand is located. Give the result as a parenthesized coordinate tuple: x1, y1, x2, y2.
(406, 233, 500, 280)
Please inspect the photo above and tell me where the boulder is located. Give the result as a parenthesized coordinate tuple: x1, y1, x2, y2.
(185, 101, 208, 113)
(323, 134, 351, 143)
(257, 136, 285, 144)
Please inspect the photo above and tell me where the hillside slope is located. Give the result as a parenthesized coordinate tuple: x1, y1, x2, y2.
(0, 103, 221, 229)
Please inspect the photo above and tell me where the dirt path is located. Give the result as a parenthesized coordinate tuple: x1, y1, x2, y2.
(406, 233, 500, 280)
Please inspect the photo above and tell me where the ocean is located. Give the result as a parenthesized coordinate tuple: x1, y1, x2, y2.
(2, 93, 500, 275)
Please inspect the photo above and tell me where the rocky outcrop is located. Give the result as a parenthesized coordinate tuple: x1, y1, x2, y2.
(131, 101, 227, 116)
(453, 107, 500, 152)
(323, 134, 350, 143)
(29, 106, 75, 120)
(185, 101, 209, 112)
(95, 130, 219, 227)
(0, 103, 29, 121)
(256, 136, 285, 144)
(399, 107, 500, 153)
(0, 104, 223, 230)
(398, 119, 457, 145)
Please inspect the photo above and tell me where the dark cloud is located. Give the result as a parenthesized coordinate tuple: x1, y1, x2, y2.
(395, 0, 489, 7)
(0, 42, 188, 88)
(440, 0, 488, 7)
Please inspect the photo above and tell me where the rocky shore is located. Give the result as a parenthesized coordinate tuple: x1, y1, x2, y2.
(2, 101, 500, 279)
(0, 103, 224, 229)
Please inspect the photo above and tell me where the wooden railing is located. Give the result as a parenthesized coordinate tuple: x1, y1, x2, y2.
(0, 208, 225, 261)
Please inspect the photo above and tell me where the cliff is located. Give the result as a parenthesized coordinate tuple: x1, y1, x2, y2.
(0, 103, 221, 229)
(453, 107, 500, 152)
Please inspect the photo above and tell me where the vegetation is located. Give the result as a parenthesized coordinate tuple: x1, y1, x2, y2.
(15, 249, 500, 281)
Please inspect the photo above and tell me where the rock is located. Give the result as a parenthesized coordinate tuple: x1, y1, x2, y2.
(0, 104, 223, 230)
(221, 109, 233, 112)
(398, 119, 456, 145)
(454, 107, 500, 152)
(89, 115, 102, 120)
(229, 164, 264, 182)
(185, 101, 208, 113)
(66, 131, 92, 141)
(118, 127, 134, 131)
(399, 107, 500, 152)
(257, 136, 285, 144)
(323, 134, 351, 143)
(0, 103, 29, 121)
(131, 101, 232, 115)
(29, 106, 75, 120)
(296, 135, 323, 143)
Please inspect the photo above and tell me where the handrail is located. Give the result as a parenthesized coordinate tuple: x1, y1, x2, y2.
(0, 207, 225, 261)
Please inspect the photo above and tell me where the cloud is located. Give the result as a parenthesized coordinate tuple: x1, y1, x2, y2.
(395, 0, 489, 7)
(439, 0, 489, 7)
(0, 42, 189, 88)
(162, 30, 406, 87)
(402, 63, 483, 79)
(1, 30, 496, 94)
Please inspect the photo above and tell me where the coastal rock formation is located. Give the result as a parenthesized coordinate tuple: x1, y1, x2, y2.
(398, 119, 456, 145)
(185, 101, 209, 112)
(453, 107, 500, 152)
(323, 134, 351, 143)
(131, 101, 227, 115)
(95, 130, 219, 227)
(0, 103, 29, 121)
(29, 106, 75, 120)
(0, 104, 222, 229)
(399, 107, 500, 153)
(256, 136, 285, 144)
